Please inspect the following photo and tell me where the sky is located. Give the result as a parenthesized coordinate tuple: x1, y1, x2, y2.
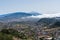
(0, 0, 60, 14)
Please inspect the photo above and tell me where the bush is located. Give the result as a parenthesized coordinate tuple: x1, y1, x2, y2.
(0, 33, 13, 40)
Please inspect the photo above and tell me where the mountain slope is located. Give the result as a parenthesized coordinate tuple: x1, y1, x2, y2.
(0, 12, 40, 22)
(37, 18, 57, 27)
(37, 17, 60, 28)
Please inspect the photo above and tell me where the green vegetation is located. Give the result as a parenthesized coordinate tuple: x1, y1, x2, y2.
(0, 28, 35, 40)
(0, 32, 13, 40)
(0, 26, 55, 40)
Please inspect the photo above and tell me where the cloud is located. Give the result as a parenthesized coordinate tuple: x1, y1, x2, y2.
(22, 13, 60, 19)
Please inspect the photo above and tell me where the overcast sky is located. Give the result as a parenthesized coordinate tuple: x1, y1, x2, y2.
(0, 0, 60, 14)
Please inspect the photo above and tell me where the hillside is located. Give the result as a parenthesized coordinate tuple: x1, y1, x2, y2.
(0, 12, 40, 22)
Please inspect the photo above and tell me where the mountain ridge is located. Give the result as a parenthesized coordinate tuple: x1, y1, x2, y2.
(0, 12, 41, 22)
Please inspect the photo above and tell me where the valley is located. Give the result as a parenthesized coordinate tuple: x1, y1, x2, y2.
(0, 12, 60, 40)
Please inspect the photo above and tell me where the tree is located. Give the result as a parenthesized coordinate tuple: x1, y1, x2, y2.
(0, 33, 13, 40)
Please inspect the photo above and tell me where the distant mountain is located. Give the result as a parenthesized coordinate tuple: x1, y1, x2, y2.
(37, 17, 60, 28)
(38, 18, 56, 25)
(49, 21, 60, 28)
(29, 11, 41, 16)
(0, 12, 41, 22)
